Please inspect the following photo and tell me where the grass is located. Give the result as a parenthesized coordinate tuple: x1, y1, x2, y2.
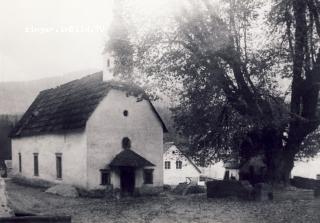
(5, 179, 320, 223)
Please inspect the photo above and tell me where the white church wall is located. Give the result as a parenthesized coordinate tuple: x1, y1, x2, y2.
(86, 89, 164, 190)
(11, 131, 87, 188)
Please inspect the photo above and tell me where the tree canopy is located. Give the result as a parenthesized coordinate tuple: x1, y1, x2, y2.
(129, 0, 320, 183)
(102, 0, 320, 183)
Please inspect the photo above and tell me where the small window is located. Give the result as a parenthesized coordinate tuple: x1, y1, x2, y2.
(123, 110, 128, 117)
(107, 59, 110, 67)
(56, 154, 62, 179)
(18, 153, 22, 173)
(122, 137, 131, 149)
(100, 169, 111, 185)
(33, 153, 39, 176)
(176, 161, 182, 169)
(164, 161, 171, 169)
(143, 169, 154, 184)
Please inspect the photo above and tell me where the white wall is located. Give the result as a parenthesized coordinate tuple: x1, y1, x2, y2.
(11, 131, 87, 187)
(291, 155, 320, 179)
(86, 89, 164, 190)
(163, 145, 200, 185)
(199, 161, 225, 180)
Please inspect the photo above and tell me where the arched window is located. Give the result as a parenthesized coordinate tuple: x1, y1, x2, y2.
(107, 59, 110, 68)
(122, 137, 131, 149)
(123, 110, 128, 117)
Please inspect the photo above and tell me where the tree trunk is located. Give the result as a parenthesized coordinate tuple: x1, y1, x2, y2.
(261, 127, 296, 185)
(265, 149, 295, 185)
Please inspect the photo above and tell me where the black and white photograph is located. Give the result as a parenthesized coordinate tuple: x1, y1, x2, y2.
(1, 0, 320, 222)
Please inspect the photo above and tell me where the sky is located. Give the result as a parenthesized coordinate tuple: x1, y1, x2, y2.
(0, 0, 180, 82)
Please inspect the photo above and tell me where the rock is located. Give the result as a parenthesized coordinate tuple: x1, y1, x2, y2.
(12, 175, 54, 188)
(45, 184, 79, 198)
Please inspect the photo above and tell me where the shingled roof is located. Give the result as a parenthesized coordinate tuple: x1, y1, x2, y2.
(109, 149, 155, 167)
(11, 72, 167, 138)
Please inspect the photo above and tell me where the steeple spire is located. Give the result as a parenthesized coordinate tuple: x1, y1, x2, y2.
(102, 0, 134, 82)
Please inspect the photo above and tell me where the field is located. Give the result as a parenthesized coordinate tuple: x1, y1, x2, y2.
(6, 180, 320, 223)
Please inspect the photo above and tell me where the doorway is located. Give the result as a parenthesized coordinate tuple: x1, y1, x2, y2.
(120, 167, 135, 195)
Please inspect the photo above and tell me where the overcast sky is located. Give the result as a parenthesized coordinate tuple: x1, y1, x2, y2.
(0, 0, 181, 82)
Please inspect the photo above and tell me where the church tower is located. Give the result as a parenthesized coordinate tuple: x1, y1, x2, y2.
(102, 0, 134, 82)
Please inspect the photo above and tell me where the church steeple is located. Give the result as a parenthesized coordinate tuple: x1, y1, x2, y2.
(102, 0, 134, 82)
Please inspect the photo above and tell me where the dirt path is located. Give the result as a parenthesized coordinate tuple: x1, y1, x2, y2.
(5, 180, 320, 223)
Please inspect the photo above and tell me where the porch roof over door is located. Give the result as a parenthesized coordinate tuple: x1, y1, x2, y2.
(109, 149, 155, 167)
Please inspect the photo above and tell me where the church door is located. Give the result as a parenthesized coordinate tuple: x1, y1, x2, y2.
(120, 167, 135, 195)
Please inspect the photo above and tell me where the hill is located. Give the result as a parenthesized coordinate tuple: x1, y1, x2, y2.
(0, 69, 99, 115)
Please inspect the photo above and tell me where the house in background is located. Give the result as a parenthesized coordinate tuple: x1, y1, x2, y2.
(291, 154, 320, 179)
(163, 142, 225, 185)
(11, 72, 167, 195)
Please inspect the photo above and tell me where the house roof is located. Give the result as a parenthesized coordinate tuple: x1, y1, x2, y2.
(11, 72, 167, 138)
(109, 149, 155, 167)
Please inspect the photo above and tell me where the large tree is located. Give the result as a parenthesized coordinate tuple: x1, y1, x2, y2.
(135, 0, 320, 184)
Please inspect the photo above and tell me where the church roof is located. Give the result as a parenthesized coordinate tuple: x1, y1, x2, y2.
(109, 149, 155, 167)
(11, 72, 167, 138)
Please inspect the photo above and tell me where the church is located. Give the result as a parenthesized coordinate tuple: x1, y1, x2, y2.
(10, 0, 166, 195)
(10, 70, 167, 194)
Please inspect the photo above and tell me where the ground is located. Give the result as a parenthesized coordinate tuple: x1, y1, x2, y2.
(5, 180, 320, 223)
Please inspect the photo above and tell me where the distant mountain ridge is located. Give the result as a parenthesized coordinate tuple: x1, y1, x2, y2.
(0, 69, 99, 115)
